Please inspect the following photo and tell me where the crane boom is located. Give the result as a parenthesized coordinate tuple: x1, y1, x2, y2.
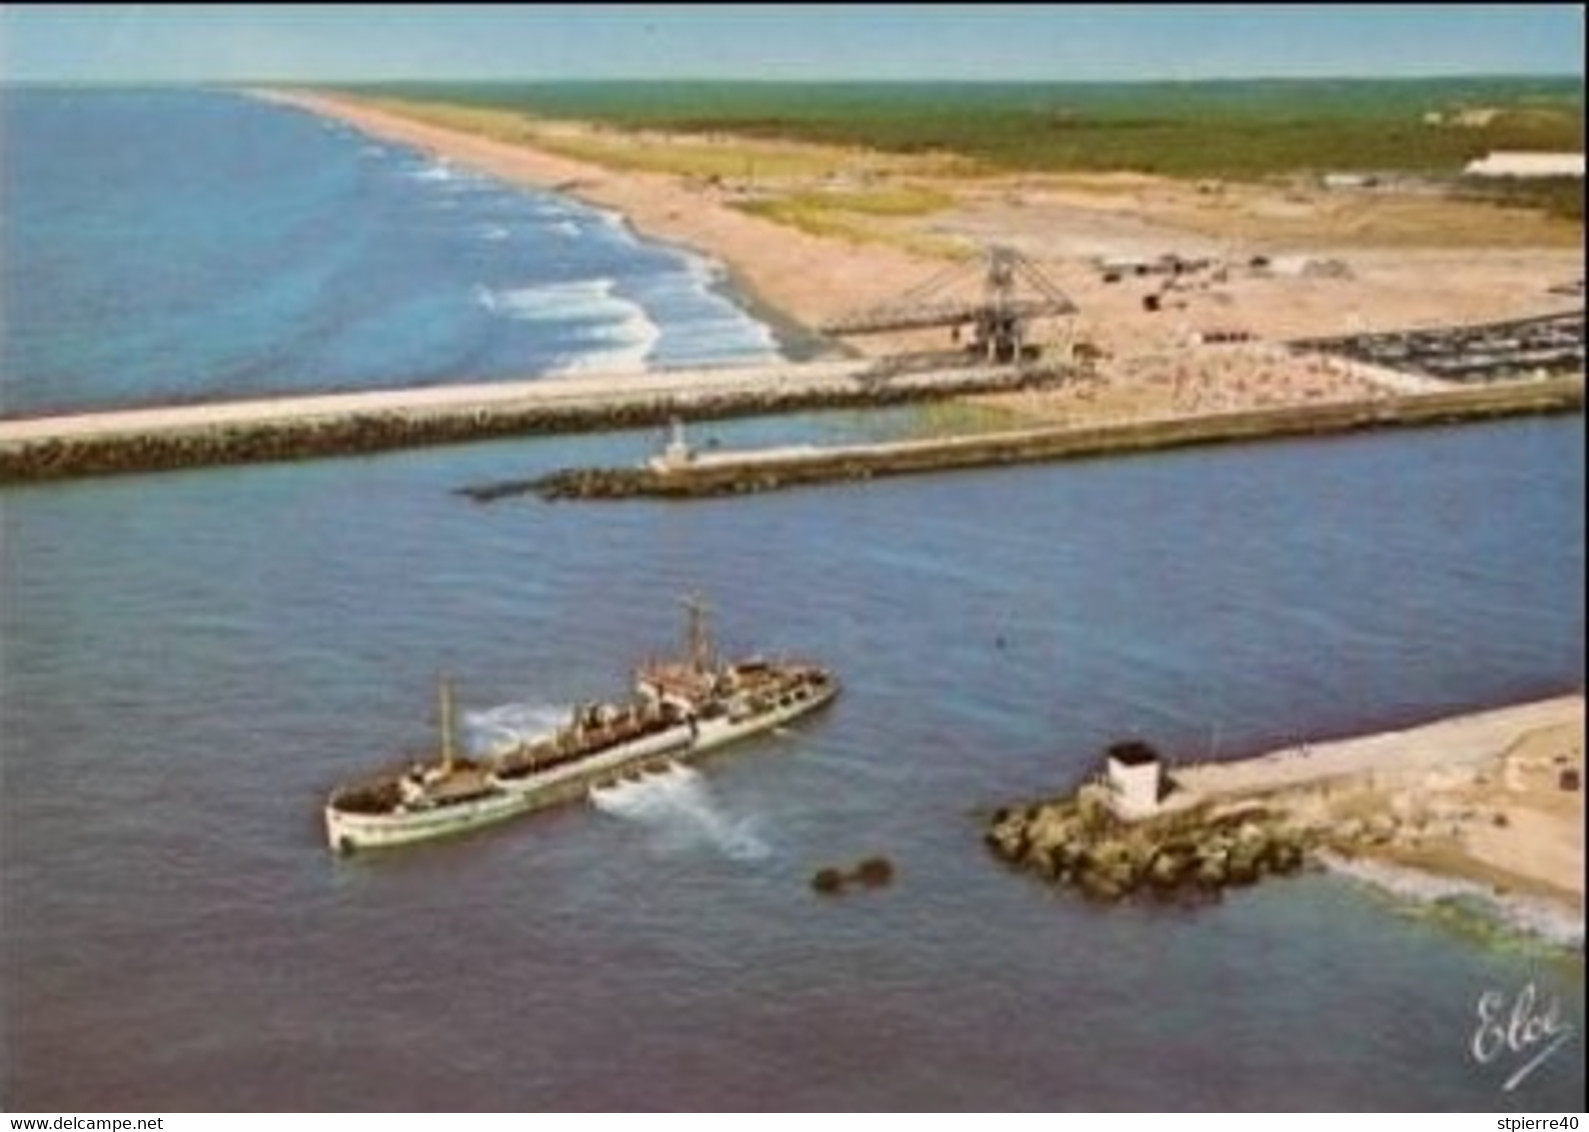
(819, 246, 1077, 363)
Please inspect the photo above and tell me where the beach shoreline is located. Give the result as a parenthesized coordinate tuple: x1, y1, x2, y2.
(251, 89, 937, 352)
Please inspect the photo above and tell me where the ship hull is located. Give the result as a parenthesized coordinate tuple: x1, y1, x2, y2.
(325, 786, 536, 853)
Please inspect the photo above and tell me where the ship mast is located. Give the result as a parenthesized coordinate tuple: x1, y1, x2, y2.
(683, 593, 715, 673)
(439, 674, 456, 774)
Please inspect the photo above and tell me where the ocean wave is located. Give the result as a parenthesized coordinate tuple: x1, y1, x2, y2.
(475, 279, 661, 373)
(1319, 852, 1585, 950)
(405, 162, 458, 183)
(675, 248, 728, 288)
(654, 318, 779, 367)
(588, 205, 634, 239)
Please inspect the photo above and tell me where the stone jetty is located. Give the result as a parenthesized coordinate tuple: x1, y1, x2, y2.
(984, 696, 1585, 914)
(474, 376, 1582, 503)
(0, 359, 1062, 485)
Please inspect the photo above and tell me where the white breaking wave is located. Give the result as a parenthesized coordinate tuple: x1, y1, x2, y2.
(461, 700, 571, 758)
(590, 205, 633, 237)
(406, 162, 457, 183)
(676, 248, 727, 288)
(656, 312, 779, 366)
(475, 278, 661, 374)
(627, 261, 782, 367)
(1319, 852, 1584, 950)
(476, 224, 511, 242)
(589, 762, 770, 862)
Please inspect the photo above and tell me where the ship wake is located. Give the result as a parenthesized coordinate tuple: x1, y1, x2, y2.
(589, 763, 770, 862)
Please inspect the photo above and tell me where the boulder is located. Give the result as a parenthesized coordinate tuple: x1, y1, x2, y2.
(1270, 840, 1304, 875)
(1147, 848, 1192, 889)
(1076, 868, 1127, 903)
(1194, 855, 1229, 889)
(851, 856, 895, 887)
(811, 868, 846, 895)
(1225, 844, 1262, 886)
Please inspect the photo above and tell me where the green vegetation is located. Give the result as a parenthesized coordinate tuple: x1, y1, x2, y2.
(736, 185, 963, 249)
(333, 78, 1584, 222)
(1454, 175, 1584, 221)
(341, 77, 1582, 181)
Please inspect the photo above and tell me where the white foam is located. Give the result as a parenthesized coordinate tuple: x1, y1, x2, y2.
(475, 279, 661, 374)
(589, 762, 769, 861)
(675, 248, 727, 288)
(654, 316, 780, 367)
(590, 205, 632, 236)
(1319, 852, 1585, 950)
(406, 162, 457, 183)
(462, 700, 571, 758)
(477, 224, 511, 242)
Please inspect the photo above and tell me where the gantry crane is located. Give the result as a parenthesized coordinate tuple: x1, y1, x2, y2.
(820, 245, 1078, 364)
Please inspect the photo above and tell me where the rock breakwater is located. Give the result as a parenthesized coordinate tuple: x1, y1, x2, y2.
(0, 362, 1066, 485)
(984, 787, 1315, 903)
(482, 377, 1584, 503)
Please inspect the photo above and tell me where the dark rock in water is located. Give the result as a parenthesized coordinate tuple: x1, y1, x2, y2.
(811, 868, 846, 895)
(852, 856, 895, 887)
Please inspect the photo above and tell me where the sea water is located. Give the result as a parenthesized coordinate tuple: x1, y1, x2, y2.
(1, 87, 1583, 1112)
(0, 86, 795, 415)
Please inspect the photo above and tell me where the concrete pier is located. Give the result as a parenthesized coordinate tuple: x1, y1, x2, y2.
(0, 359, 1065, 485)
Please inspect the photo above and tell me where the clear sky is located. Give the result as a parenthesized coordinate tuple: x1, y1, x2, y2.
(1, 4, 1583, 84)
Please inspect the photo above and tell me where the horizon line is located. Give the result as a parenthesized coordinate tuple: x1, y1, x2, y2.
(3, 71, 1584, 89)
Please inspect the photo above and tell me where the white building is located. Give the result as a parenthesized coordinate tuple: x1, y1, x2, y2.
(1462, 151, 1585, 178)
(1105, 742, 1165, 819)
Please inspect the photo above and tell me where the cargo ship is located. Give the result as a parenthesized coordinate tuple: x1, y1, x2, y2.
(324, 599, 837, 853)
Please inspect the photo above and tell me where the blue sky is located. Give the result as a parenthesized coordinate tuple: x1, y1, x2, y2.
(1, 4, 1583, 84)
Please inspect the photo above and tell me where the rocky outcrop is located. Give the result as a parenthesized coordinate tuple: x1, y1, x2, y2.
(984, 789, 1313, 904)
